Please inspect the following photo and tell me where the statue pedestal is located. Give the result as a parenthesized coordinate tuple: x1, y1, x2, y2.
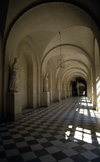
(56, 92, 61, 102)
(62, 91, 66, 99)
(43, 92, 50, 107)
(6, 92, 22, 121)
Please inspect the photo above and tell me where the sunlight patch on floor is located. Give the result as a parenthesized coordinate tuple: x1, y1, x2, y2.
(65, 126, 96, 144)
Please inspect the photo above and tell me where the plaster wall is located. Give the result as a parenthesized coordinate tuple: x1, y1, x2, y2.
(33, 64, 38, 108)
(52, 71, 56, 102)
(19, 55, 27, 110)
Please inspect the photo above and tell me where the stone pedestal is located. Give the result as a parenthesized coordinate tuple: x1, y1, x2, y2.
(62, 91, 66, 99)
(43, 92, 50, 107)
(6, 92, 22, 121)
(56, 92, 61, 102)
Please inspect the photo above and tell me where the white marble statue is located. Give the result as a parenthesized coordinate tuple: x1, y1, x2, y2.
(44, 73, 49, 92)
(9, 58, 19, 92)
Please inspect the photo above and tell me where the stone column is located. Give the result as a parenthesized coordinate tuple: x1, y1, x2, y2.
(67, 90, 70, 97)
(62, 91, 66, 99)
(87, 77, 92, 102)
(70, 85, 72, 97)
(56, 79, 61, 102)
(43, 92, 50, 107)
(56, 92, 61, 102)
(43, 73, 50, 107)
(92, 67, 97, 110)
(62, 82, 66, 99)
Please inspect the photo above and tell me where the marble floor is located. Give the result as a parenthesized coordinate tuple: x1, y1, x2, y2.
(0, 97, 100, 162)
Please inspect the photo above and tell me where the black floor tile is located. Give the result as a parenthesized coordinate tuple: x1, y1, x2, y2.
(26, 159, 41, 162)
(92, 148, 100, 156)
(34, 135, 44, 139)
(2, 135, 12, 140)
(73, 146, 87, 153)
(14, 137, 25, 143)
(92, 157, 100, 162)
(0, 151, 6, 159)
(4, 143, 16, 150)
(10, 131, 19, 135)
(71, 154, 88, 162)
(19, 146, 32, 153)
(41, 142, 53, 148)
(7, 155, 23, 162)
(52, 151, 67, 160)
(27, 140, 38, 145)
(21, 133, 31, 137)
(46, 136, 57, 141)
(0, 140, 3, 145)
(34, 149, 49, 157)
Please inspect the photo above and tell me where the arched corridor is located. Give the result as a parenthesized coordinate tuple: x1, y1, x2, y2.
(0, 0, 100, 161)
(0, 97, 100, 162)
(1, 1, 100, 121)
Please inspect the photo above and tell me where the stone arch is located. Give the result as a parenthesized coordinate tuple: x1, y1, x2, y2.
(67, 73, 87, 90)
(17, 39, 38, 109)
(5, 1, 100, 47)
(4, 38, 38, 120)
(62, 67, 88, 82)
(42, 43, 92, 73)
(67, 74, 87, 97)
(56, 60, 90, 84)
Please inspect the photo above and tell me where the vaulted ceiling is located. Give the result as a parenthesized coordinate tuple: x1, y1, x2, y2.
(5, 1, 100, 85)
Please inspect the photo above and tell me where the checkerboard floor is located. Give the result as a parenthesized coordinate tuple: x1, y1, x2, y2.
(0, 97, 100, 162)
